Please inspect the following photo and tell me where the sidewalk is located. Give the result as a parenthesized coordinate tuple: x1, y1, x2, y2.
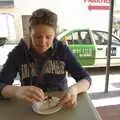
(88, 73, 120, 107)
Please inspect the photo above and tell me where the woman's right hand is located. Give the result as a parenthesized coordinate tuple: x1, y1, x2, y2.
(15, 86, 45, 102)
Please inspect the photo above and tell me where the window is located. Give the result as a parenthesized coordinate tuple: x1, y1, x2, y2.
(65, 32, 80, 44)
(79, 31, 92, 44)
(0, 14, 16, 41)
(111, 36, 120, 45)
(92, 31, 108, 45)
(93, 31, 120, 46)
(65, 30, 92, 45)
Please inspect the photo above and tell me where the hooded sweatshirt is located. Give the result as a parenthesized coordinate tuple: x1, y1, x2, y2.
(0, 39, 91, 95)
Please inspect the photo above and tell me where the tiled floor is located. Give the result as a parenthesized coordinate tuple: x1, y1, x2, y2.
(97, 104, 120, 120)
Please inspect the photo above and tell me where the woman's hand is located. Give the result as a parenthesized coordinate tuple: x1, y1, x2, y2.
(59, 86, 78, 109)
(15, 86, 45, 102)
(59, 79, 90, 109)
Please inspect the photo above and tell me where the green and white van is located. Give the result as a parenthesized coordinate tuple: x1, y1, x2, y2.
(57, 29, 120, 68)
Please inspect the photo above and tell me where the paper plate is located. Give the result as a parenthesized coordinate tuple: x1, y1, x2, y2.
(32, 97, 61, 115)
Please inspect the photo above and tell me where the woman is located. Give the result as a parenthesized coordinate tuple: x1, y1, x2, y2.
(0, 8, 91, 108)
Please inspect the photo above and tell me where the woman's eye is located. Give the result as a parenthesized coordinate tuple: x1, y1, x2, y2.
(46, 36, 52, 39)
(34, 36, 41, 39)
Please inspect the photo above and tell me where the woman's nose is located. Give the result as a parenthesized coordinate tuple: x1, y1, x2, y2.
(39, 37, 47, 45)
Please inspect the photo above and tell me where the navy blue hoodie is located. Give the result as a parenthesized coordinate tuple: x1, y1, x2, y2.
(0, 39, 91, 95)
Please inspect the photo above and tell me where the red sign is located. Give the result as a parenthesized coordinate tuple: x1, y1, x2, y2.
(88, 4, 110, 11)
(84, 0, 111, 11)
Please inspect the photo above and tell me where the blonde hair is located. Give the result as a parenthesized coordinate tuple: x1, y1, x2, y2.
(28, 8, 57, 48)
(29, 8, 57, 32)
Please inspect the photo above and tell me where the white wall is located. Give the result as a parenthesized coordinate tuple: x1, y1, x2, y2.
(114, 0, 120, 18)
(14, 0, 110, 40)
(114, 0, 120, 11)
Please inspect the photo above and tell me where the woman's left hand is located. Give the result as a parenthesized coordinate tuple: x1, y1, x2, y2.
(59, 86, 78, 109)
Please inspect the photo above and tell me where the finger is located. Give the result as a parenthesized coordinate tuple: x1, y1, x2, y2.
(29, 86, 45, 100)
(60, 94, 70, 105)
(24, 91, 42, 102)
(24, 89, 43, 101)
(32, 94, 42, 101)
(60, 95, 76, 107)
(24, 91, 34, 100)
(63, 101, 77, 109)
(62, 102, 71, 108)
(33, 88, 45, 100)
(60, 97, 71, 106)
(23, 95, 34, 103)
(59, 93, 67, 102)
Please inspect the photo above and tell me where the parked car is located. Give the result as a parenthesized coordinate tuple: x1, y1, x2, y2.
(0, 37, 7, 46)
(57, 29, 120, 67)
(0, 40, 18, 65)
(1, 29, 120, 68)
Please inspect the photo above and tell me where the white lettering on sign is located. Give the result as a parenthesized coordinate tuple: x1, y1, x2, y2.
(83, 0, 111, 11)
(84, 0, 111, 3)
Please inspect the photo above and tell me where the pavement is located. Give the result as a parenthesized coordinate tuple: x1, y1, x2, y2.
(88, 73, 120, 107)
(87, 67, 120, 107)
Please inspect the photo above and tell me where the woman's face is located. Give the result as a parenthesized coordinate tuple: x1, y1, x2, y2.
(30, 24, 55, 54)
